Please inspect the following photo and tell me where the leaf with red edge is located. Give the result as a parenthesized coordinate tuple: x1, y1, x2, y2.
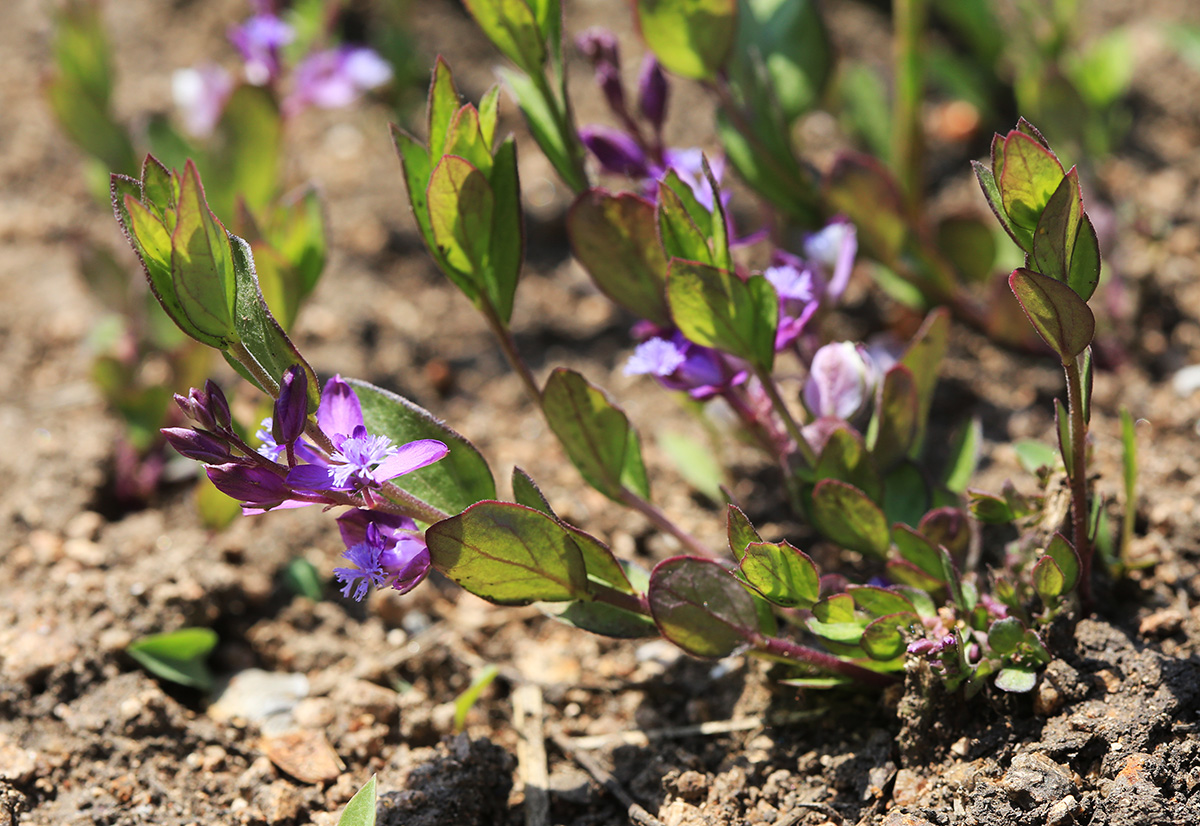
(1009, 268, 1095, 362)
(649, 556, 759, 658)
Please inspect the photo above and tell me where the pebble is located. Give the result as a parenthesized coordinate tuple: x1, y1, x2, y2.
(1138, 608, 1185, 637)
(1171, 364, 1200, 397)
(1000, 752, 1077, 809)
(208, 670, 309, 733)
(883, 813, 937, 826)
(891, 768, 929, 807)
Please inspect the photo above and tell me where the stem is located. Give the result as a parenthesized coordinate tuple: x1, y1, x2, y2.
(755, 367, 817, 468)
(618, 488, 715, 558)
(754, 635, 899, 688)
(1063, 355, 1092, 605)
(379, 480, 451, 525)
(228, 340, 280, 396)
(893, 0, 927, 219)
(482, 307, 543, 405)
(587, 578, 651, 616)
(530, 69, 589, 194)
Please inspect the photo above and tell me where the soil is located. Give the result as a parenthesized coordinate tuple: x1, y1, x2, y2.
(3, 1, 1200, 824)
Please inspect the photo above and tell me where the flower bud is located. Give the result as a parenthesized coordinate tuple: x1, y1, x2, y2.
(576, 28, 620, 70)
(803, 342, 877, 421)
(596, 63, 626, 119)
(204, 380, 232, 430)
(206, 463, 293, 507)
(579, 126, 648, 177)
(162, 427, 234, 464)
(272, 365, 309, 449)
(637, 55, 668, 131)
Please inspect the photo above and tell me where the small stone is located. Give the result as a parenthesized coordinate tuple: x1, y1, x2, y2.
(1046, 794, 1080, 826)
(331, 679, 399, 726)
(0, 738, 39, 784)
(260, 730, 344, 784)
(950, 737, 971, 757)
(65, 511, 104, 540)
(293, 697, 336, 729)
(892, 768, 929, 807)
(256, 780, 303, 824)
(1139, 608, 1185, 638)
(1000, 752, 1076, 809)
(1034, 678, 1063, 717)
(669, 770, 708, 802)
(208, 669, 309, 732)
(882, 813, 937, 826)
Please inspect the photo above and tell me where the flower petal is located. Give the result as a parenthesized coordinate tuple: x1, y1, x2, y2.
(370, 439, 449, 481)
(286, 463, 339, 491)
(317, 375, 363, 440)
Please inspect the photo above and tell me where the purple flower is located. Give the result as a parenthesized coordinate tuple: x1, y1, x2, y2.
(283, 47, 392, 116)
(162, 428, 234, 465)
(803, 220, 858, 302)
(285, 376, 448, 493)
(206, 463, 322, 510)
(803, 342, 879, 421)
(172, 65, 235, 138)
(579, 126, 650, 177)
(229, 13, 294, 86)
(333, 509, 430, 600)
(764, 256, 819, 351)
(175, 380, 231, 431)
(625, 333, 747, 400)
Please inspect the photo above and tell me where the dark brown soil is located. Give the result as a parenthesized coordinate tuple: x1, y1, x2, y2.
(3, 1, 1200, 825)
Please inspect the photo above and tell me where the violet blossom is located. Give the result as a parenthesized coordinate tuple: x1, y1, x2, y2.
(228, 12, 294, 86)
(172, 65, 235, 138)
(625, 331, 747, 400)
(803, 341, 879, 422)
(333, 509, 430, 600)
(283, 46, 392, 117)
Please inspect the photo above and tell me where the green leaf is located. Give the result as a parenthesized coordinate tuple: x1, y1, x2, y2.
(444, 105, 492, 174)
(739, 541, 820, 609)
(899, 308, 949, 454)
(994, 667, 1037, 693)
(511, 467, 554, 515)
(667, 259, 778, 372)
(541, 368, 650, 502)
(543, 599, 657, 638)
(890, 524, 944, 580)
(941, 417, 982, 495)
(637, 0, 738, 80)
(886, 559, 944, 592)
(337, 776, 376, 826)
(454, 664, 499, 732)
(972, 159, 1023, 251)
(866, 365, 919, 470)
(998, 130, 1065, 240)
(810, 479, 890, 557)
(1044, 533, 1080, 593)
(936, 216, 997, 285)
(658, 429, 725, 503)
(225, 234, 319, 409)
(728, 0, 831, 123)
(1009, 268, 1095, 362)
(649, 556, 760, 658)
(428, 58, 460, 158)
(564, 525, 635, 594)
(126, 628, 218, 691)
(657, 182, 713, 265)
(967, 489, 1015, 524)
(169, 161, 238, 345)
(567, 189, 671, 327)
(1067, 214, 1102, 304)
(1055, 399, 1075, 477)
(919, 508, 970, 559)
(497, 67, 587, 194)
(727, 504, 762, 556)
(1014, 439, 1058, 474)
(478, 85, 502, 149)
(824, 153, 907, 264)
(283, 557, 324, 601)
(806, 594, 866, 644)
(1031, 168, 1083, 287)
(987, 617, 1025, 655)
(486, 137, 524, 324)
(348, 378, 496, 516)
(392, 127, 470, 298)
(861, 612, 921, 660)
(464, 0, 547, 74)
(208, 85, 281, 217)
(849, 585, 916, 618)
(1032, 555, 1065, 603)
(817, 426, 882, 503)
(426, 501, 588, 604)
(427, 155, 495, 300)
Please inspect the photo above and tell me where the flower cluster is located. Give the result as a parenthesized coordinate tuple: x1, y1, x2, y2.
(164, 367, 447, 601)
(173, 1, 393, 137)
